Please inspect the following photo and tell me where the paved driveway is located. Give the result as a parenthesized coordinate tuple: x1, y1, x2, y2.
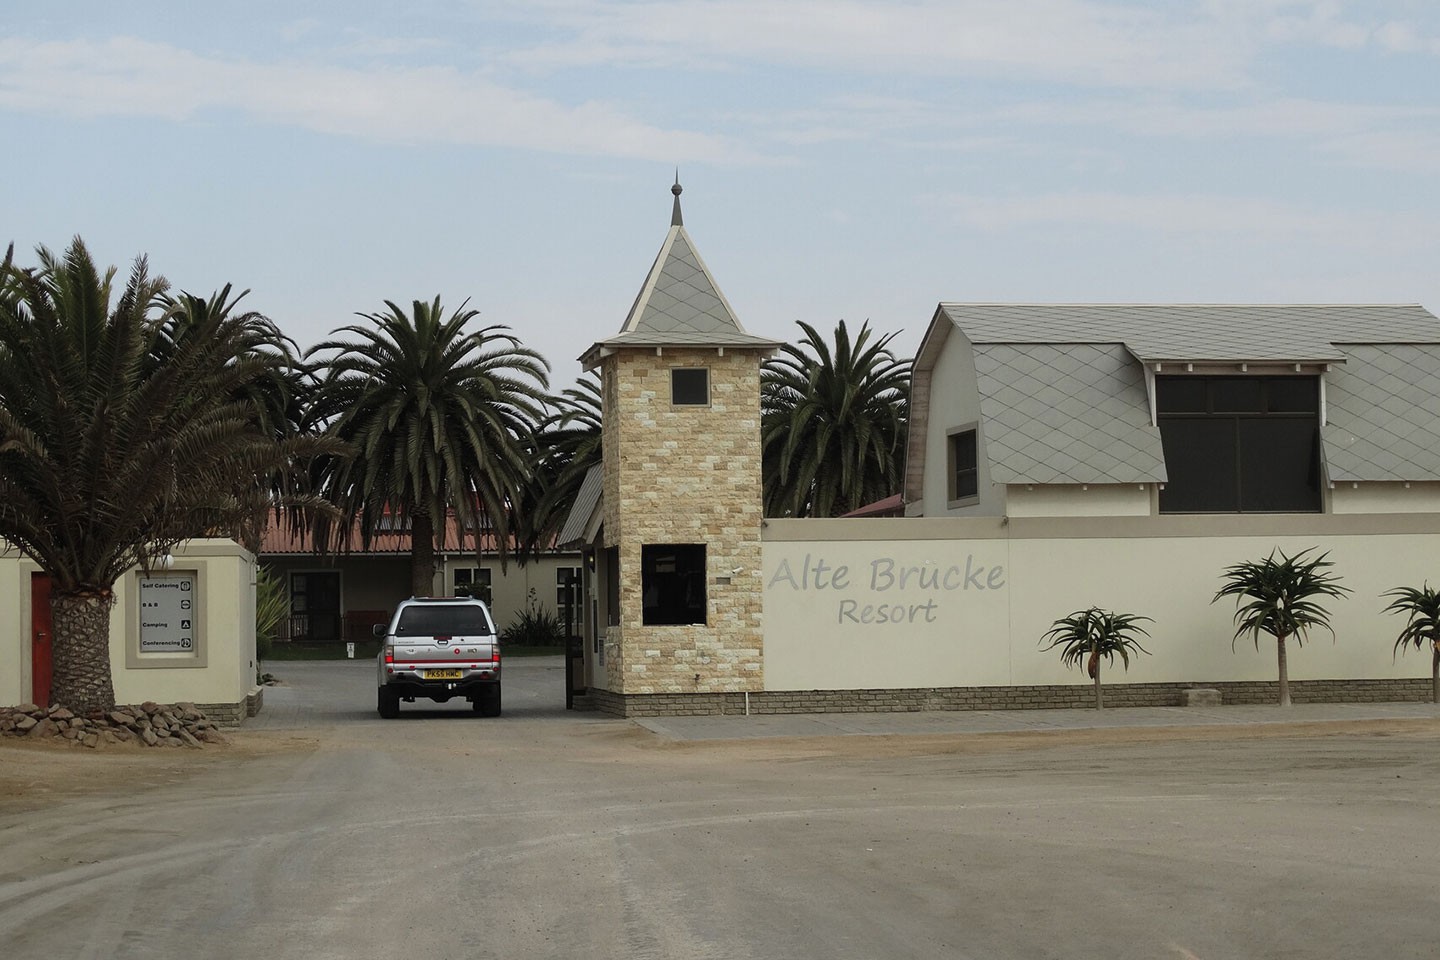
(3, 659, 1439, 960)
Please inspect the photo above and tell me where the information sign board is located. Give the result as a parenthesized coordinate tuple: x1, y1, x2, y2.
(139, 573, 197, 654)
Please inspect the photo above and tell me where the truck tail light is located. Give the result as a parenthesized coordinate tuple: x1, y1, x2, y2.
(384, 645, 394, 664)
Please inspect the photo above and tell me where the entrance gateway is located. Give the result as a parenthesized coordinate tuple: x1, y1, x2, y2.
(559, 186, 1440, 716)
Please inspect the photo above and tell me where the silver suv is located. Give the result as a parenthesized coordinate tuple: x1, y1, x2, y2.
(375, 597, 501, 718)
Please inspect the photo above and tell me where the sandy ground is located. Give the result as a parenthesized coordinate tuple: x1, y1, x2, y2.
(5, 714, 1437, 813)
(4, 661, 1440, 960)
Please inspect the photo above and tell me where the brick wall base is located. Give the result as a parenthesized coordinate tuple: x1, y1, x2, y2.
(590, 678, 1435, 718)
(195, 686, 264, 728)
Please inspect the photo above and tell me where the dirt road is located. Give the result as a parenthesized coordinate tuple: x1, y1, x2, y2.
(3, 659, 1439, 959)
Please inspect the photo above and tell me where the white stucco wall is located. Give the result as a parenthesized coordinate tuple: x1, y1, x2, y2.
(1004, 483, 1154, 517)
(1329, 481, 1440, 514)
(921, 331, 1004, 517)
(112, 540, 257, 706)
(763, 516, 1440, 692)
(442, 554, 583, 632)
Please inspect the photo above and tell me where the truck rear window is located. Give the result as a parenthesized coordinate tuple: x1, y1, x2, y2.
(395, 606, 494, 636)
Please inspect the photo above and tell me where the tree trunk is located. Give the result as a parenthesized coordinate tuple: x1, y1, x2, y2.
(410, 510, 437, 598)
(49, 591, 117, 714)
(1432, 641, 1438, 705)
(1087, 647, 1103, 709)
(1276, 634, 1291, 707)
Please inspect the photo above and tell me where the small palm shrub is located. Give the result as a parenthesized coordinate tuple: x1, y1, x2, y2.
(1039, 607, 1152, 709)
(1381, 584, 1440, 704)
(254, 564, 288, 663)
(500, 589, 566, 647)
(1213, 548, 1350, 706)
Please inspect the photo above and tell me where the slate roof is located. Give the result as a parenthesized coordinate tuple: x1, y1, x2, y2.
(941, 303, 1440, 363)
(581, 186, 781, 367)
(973, 343, 1166, 484)
(1323, 345, 1440, 481)
(935, 303, 1440, 486)
(557, 463, 603, 548)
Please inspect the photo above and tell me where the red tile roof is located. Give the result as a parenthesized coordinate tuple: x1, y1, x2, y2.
(260, 514, 509, 555)
(839, 494, 904, 518)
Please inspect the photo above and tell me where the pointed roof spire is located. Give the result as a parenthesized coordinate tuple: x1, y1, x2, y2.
(578, 178, 782, 368)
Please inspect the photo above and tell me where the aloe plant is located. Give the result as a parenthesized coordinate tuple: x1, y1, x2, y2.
(1213, 548, 1350, 706)
(1040, 607, 1152, 709)
(1382, 584, 1440, 703)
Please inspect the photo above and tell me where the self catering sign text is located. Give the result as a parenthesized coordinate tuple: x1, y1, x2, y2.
(767, 552, 1006, 624)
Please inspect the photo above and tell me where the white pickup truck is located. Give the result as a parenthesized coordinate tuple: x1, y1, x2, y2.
(375, 596, 501, 718)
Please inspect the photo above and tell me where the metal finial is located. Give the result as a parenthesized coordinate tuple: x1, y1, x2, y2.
(671, 171, 683, 226)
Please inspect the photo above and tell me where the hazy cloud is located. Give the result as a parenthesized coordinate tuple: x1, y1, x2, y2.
(501, 0, 1251, 90)
(936, 191, 1434, 248)
(0, 36, 761, 162)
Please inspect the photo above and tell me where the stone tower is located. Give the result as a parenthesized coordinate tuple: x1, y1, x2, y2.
(579, 181, 780, 707)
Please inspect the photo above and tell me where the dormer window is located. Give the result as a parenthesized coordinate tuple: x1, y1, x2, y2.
(1157, 375, 1321, 513)
(671, 367, 709, 405)
(947, 426, 979, 505)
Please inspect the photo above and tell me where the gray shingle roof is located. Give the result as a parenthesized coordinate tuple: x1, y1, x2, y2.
(1323, 344, 1440, 481)
(975, 343, 1167, 484)
(941, 303, 1440, 363)
(940, 303, 1440, 486)
(582, 223, 781, 365)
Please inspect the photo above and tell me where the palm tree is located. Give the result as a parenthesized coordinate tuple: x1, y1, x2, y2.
(1039, 607, 1152, 709)
(1213, 548, 1350, 706)
(762, 319, 910, 518)
(1381, 584, 1440, 704)
(305, 297, 549, 597)
(511, 373, 602, 559)
(153, 285, 320, 550)
(0, 238, 319, 713)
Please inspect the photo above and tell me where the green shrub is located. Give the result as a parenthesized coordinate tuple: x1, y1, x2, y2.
(501, 589, 566, 647)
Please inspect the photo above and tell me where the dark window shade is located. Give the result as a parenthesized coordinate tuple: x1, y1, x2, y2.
(1158, 419, 1239, 512)
(1265, 378, 1319, 413)
(950, 430, 978, 500)
(1238, 420, 1321, 511)
(1211, 378, 1263, 412)
(1157, 375, 1320, 514)
(641, 544, 707, 625)
(1157, 378, 1207, 413)
(671, 368, 709, 405)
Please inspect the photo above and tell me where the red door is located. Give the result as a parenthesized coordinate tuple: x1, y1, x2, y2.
(31, 574, 53, 707)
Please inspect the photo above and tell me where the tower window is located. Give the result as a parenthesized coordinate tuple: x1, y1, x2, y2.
(641, 544, 707, 625)
(671, 368, 709, 405)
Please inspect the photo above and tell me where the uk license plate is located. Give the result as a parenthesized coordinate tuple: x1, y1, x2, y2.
(425, 669, 463, 680)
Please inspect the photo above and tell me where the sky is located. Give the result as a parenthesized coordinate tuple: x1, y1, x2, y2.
(4, 1, 1439, 390)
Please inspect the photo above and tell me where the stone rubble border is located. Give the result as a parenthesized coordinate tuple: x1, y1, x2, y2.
(0, 701, 228, 749)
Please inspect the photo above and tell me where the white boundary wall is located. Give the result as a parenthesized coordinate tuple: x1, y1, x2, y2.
(762, 515, 1440, 692)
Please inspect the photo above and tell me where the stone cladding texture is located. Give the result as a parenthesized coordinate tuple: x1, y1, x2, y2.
(600, 348, 766, 694)
(590, 679, 1433, 717)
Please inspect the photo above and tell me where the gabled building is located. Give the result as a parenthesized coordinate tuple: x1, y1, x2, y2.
(258, 516, 581, 643)
(906, 303, 1440, 519)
